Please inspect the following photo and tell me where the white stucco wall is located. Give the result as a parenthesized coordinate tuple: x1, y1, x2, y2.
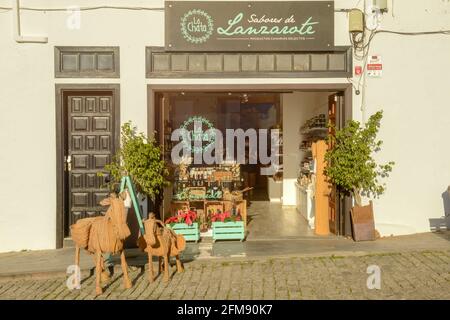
(0, 0, 449, 252)
(0, 0, 165, 252)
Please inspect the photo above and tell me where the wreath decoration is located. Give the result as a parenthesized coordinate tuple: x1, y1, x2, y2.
(180, 116, 216, 154)
(180, 9, 214, 44)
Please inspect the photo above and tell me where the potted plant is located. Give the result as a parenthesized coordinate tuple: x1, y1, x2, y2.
(99, 121, 169, 216)
(324, 111, 395, 241)
(211, 211, 245, 242)
(165, 210, 200, 242)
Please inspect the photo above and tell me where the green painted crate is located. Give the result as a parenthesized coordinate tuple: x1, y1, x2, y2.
(168, 222, 200, 242)
(212, 221, 245, 242)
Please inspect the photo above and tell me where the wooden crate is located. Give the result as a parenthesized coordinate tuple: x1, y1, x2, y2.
(222, 200, 247, 229)
(196, 209, 209, 232)
(235, 200, 247, 227)
(213, 171, 233, 181)
(205, 201, 224, 215)
(170, 201, 189, 215)
(223, 200, 233, 213)
(212, 221, 245, 242)
(167, 222, 200, 242)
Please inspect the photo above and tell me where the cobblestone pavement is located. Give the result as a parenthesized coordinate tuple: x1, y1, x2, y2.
(1, 250, 449, 300)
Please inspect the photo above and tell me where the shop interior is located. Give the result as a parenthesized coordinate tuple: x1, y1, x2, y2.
(156, 90, 340, 239)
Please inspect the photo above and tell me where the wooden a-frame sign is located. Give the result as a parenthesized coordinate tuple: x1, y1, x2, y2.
(119, 176, 145, 235)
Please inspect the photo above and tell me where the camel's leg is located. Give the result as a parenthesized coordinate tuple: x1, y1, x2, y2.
(158, 256, 163, 274)
(74, 246, 81, 289)
(120, 250, 132, 289)
(91, 254, 107, 284)
(75, 245, 80, 266)
(94, 251, 103, 296)
(99, 255, 110, 283)
(147, 252, 154, 283)
(175, 255, 184, 273)
(163, 254, 170, 282)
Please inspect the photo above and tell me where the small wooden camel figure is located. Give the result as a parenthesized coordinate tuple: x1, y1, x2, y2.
(70, 192, 132, 295)
(138, 213, 186, 282)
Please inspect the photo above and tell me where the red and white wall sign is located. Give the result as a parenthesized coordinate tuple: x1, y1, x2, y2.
(367, 55, 382, 77)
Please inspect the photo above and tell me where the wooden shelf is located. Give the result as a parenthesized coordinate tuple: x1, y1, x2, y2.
(300, 127, 328, 135)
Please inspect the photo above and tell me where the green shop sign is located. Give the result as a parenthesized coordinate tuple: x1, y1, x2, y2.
(165, 1, 334, 52)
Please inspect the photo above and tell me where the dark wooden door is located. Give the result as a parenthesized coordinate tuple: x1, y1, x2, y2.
(64, 93, 115, 236)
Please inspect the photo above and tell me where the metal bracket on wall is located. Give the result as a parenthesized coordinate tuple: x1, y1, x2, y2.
(13, 0, 48, 43)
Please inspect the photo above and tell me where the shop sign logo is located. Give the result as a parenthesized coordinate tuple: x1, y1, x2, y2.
(180, 9, 214, 44)
(180, 116, 216, 153)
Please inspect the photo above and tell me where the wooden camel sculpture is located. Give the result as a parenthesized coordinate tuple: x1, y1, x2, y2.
(70, 192, 132, 295)
(138, 213, 186, 282)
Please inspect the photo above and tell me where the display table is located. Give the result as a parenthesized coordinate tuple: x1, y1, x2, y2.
(296, 182, 315, 229)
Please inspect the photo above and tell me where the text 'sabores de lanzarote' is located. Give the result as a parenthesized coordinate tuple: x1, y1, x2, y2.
(0, 0, 450, 309)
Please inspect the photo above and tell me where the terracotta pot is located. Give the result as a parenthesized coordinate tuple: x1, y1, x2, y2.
(351, 201, 376, 241)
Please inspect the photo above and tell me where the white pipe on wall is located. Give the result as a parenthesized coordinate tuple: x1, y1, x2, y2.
(13, 0, 48, 43)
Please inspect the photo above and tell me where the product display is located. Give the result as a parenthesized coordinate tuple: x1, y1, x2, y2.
(298, 113, 329, 187)
(300, 113, 327, 133)
(296, 112, 330, 231)
(168, 160, 247, 233)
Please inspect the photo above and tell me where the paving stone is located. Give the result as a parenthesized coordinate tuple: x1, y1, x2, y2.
(1, 250, 450, 300)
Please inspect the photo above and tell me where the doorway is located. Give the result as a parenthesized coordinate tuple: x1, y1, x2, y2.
(149, 84, 352, 239)
(55, 85, 120, 248)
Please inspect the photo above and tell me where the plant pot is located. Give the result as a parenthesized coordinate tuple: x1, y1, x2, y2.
(351, 201, 376, 241)
(167, 222, 200, 242)
(212, 221, 245, 242)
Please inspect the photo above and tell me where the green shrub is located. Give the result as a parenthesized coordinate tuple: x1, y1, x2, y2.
(324, 111, 394, 206)
(99, 121, 169, 200)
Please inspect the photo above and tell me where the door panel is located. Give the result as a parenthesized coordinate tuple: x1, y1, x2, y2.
(65, 94, 114, 234)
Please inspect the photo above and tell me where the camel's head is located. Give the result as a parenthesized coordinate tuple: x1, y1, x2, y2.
(143, 213, 158, 246)
(101, 192, 131, 240)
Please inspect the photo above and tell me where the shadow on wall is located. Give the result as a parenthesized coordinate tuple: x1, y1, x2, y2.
(429, 186, 450, 232)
